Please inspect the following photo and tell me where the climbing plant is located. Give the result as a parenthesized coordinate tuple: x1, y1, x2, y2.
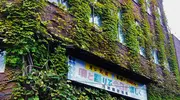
(142, 0, 180, 99)
(168, 34, 180, 84)
(121, 0, 141, 72)
(68, 0, 125, 65)
(0, 0, 180, 100)
(0, 0, 124, 99)
(139, 0, 157, 79)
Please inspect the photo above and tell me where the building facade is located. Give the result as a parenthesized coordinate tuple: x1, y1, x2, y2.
(0, 0, 180, 99)
(173, 35, 180, 72)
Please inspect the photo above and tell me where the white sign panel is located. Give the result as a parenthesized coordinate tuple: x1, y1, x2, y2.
(0, 51, 6, 73)
(68, 56, 147, 100)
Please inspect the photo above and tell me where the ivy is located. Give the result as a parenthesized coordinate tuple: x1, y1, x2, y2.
(148, 83, 180, 100)
(0, 0, 48, 68)
(68, 0, 123, 65)
(151, 0, 166, 66)
(139, 0, 157, 79)
(0, 0, 124, 99)
(168, 34, 180, 84)
(121, 0, 141, 72)
(1, 0, 180, 99)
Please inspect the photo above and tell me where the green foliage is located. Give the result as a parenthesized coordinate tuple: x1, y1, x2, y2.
(68, 0, 122, 65)
(12, 45, 122, 100)
(139, 0, 153, 60)
(154, 19, 166, 65)
(0, 0, 48, 68)
(148, 84, 180, 100)
(139, 0, 157, 79)
(121, 0, 141, 72)
(0, 0, 124, 99)
(168, 34, 180, 84)
(146, 0, 180, 99)
(151, 0, 166, 66)
(1, 0, 180, 99)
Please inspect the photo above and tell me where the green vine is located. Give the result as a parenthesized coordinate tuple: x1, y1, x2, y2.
(0, 0, 180, 99)
(139, 0, 157, 79)
(152, 0, 166, 66)
(0, 0, 124, 99)
(121, 0, 141, 72)
(168, 34, 180, 84)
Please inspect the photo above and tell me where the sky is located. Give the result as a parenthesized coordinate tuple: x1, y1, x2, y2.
(163, 0, 180, 40)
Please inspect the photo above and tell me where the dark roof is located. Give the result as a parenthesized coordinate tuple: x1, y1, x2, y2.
(66, 45, 153, 84)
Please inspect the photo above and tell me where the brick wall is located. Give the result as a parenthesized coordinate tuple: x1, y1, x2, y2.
(0, 68, 17, 100)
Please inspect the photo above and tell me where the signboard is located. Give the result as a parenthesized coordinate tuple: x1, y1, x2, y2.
(0, 50, 6, 73)
(68, 56, 147, 100)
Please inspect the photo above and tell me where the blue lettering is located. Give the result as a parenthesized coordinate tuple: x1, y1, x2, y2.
(107, 79, 112, 86)
(94, 73, 101, 83)
(130, 86, 135, 94)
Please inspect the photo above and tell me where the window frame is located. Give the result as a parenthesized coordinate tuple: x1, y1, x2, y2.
(157, 6, 163, 25)
(117, 10, 125, 44)
(135, 20, 141, 26)
(90, 6, 102, 27)
(48, 0, 68, 8)
(139, 46, 146, 57)
(145, 0, 151, 15)
(164, 60, 171, 71)
(118, 24, 125, 44)
(133, 0, 139, 4)
(152, 49, 159, 65)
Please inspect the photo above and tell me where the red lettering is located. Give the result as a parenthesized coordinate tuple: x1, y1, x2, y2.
(88, 72, 94, 81)
(79, 68, 87, 78)
(105, 71, 108, 76)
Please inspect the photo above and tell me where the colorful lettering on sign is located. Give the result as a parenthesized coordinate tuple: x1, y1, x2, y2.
(88, 72, 94, 81)
(107, 79, 112, 86)
(102, 77, 107, 85)
(94, 73, 101, 83)
(99, 68, 104, 75)
(79, 68, 87, 78)
(130, 86, 135, 94)
(68, 56, 147, 100)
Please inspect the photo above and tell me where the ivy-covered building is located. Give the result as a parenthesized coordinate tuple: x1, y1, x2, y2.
(0, 0, 180, 100)
(173, 35, 180, 72)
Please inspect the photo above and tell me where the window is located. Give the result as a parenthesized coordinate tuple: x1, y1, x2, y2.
(133, 0, 139, 4)
(49, 0, 58, 4)
(118, 11, 123, 19)
(48, 0, 68, 8)
(145, 0, 151, 15)
(118, 25, 125, 44)
(90, 11, 102, 26)
(164, 60, 170, 71)
(157, 7, 163, 25)
(147, 7, 151, 15)
(0, 50, 6, 73)
(118, 11, 125, 44)
(135, 20, 140, 26)
(157, 7, 161, 16)
(136, 21, 145, 57)
(152, 49, 159, 65)
(61, 0, 68, 8)
(139, 47, 146, 57)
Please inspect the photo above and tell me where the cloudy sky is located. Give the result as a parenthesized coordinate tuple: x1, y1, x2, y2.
(163, 0, 180, 39)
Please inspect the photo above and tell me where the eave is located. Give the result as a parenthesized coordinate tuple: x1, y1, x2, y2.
(66, 45, 153, 84)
